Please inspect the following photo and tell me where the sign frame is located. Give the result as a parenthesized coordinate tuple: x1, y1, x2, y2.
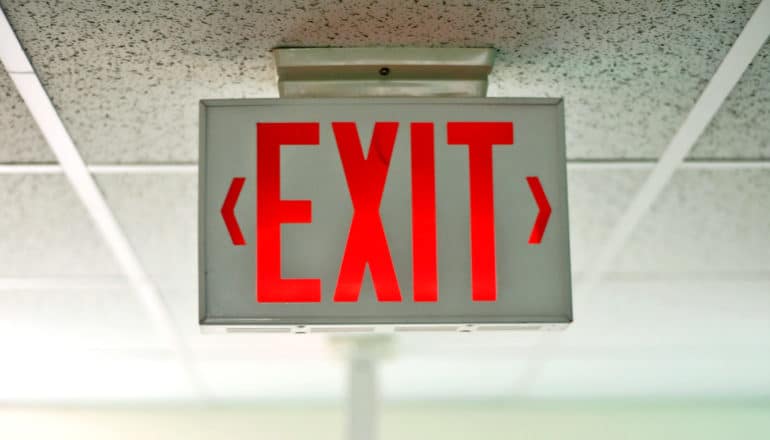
(199, 97, 572, 332)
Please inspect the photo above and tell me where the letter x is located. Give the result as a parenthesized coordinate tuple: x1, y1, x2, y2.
(332, 122, 402, 302)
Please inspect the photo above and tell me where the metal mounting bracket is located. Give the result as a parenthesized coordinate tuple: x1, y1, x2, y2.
(273, 47, 495, 98)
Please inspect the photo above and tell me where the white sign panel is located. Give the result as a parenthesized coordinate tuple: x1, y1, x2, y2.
(199, 98, 571, 328)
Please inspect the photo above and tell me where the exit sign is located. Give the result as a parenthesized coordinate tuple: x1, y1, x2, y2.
(199, 98, 572, 329)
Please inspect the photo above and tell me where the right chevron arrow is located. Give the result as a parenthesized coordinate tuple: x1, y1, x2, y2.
(526, 176, 551, 245)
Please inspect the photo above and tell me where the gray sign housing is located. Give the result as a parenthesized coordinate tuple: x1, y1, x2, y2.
(199, 98, 572, 329)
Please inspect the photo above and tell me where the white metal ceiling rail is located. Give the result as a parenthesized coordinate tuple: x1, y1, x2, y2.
(0, 8, 209, 399)
(512, 0, 770, 397)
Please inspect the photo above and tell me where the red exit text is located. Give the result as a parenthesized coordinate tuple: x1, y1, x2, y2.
(220, 122, 551, 304)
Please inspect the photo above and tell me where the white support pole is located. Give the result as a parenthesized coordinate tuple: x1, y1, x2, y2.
(348, 354, 379, 440)
(331, 334, 394, 440)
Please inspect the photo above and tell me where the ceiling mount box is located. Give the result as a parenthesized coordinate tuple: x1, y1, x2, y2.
(273, 47, 495, 98)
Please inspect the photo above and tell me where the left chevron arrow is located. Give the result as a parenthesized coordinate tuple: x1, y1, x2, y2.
(221, 177, 247, 246)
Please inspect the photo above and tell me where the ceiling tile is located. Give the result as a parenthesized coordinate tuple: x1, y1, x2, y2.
(529, 279, 770, 398)
(567, 168, 648, 275)
(567, 280, 770, 353)
(488, 0, 760, 159)
(610, 169, 770, 275)
(0, 69, 53, 162)
(97, 173, 196, 288)
(0, 174, 119, 277)
(97, 173, 201, 337)
(386, 280, 770, 399)
(690, 41, 770, 159)
(0, 287, 159, 351)
(0, 0, 759, 162)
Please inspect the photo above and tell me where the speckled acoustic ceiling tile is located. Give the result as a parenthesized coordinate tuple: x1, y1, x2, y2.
(0, 0, 759, 163)
(610, 169, 770, 276)
(96, 173, 197, 291)
(0, 68, 54, 162)
(689, 41, 770, 159)
(567, 167, 649, 276)
(0, 174, 120, 277)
